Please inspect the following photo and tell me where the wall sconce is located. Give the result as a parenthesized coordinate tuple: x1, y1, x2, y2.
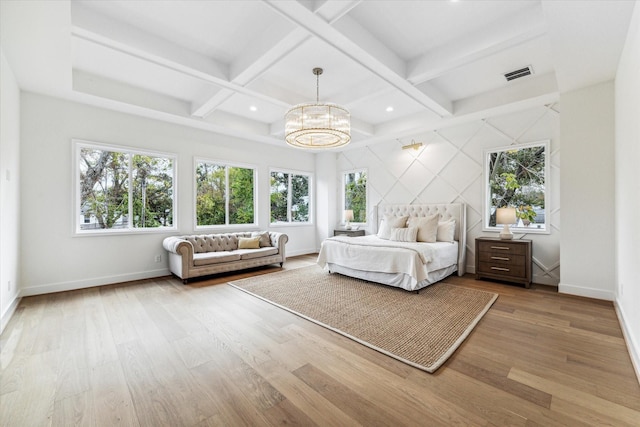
(401, 139, 423, 150)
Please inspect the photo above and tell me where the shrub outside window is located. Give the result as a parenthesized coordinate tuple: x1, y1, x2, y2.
(75, 141, 176, 234)
(195, 159, 256, 227)
(343, 169, 367, 224)
(270, 170, 311, 224)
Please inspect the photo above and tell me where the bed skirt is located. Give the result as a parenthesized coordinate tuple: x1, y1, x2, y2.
(325, 263, 458, 292)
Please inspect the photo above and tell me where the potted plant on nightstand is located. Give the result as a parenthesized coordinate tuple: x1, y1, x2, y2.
(516, 205, 537, 226)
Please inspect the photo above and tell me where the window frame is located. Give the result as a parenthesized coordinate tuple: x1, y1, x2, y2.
(269, 168, 314, 226)
(73, 139, 177, 236)
(342, 168, 368, 226)
(194, 157, 258, 230)
(482, 140, 550, 235)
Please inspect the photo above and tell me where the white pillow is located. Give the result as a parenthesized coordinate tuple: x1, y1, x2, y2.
(390, 227, 418, 242)
(377, 215, 408, 240)
(436, 219, 456, 242)
(407, 214, 439, 243)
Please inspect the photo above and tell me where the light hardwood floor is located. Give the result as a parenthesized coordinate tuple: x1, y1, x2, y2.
(1, 254, 639, 426)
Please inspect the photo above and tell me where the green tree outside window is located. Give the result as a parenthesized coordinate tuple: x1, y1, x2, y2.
(344, 170, 367, 223)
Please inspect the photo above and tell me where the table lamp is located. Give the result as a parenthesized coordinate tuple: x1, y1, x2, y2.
(344, 210, 354, 230)
(496, 207, 517, 240)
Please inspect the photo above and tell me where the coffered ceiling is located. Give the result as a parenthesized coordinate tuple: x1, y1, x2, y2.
(1, 0, 634, 150)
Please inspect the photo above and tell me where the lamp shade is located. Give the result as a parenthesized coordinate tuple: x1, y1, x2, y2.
(496, 207, 517, 225)
(344, 210, 354, 222)
(496, 207, 517, 240)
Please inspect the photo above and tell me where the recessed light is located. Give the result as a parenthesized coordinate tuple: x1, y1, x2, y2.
(249, 105, 257, 112)
(386, 106, 394, 112)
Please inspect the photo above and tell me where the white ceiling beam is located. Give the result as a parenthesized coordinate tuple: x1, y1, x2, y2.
(71, 3, 229, 81)
(191, 89, 235, 118)
(263, 0, 453, 117)
(407, 4, 548, 84)
(408, 26, 547, 85)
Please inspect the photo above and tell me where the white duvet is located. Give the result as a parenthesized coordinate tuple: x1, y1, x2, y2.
(317, 235, 458, 286)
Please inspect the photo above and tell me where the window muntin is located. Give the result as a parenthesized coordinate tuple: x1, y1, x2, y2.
(270, 170, 311, 224)
(343, 169, 367, 224)
(76, 141, 176, 234)
(483, 141, 549, 233)
(195, 159, 256, 227)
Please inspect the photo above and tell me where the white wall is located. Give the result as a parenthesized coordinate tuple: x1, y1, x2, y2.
(0, 49, 21, 332)
(615, 0, 640, 381)
(336, 104, 561, 285)
(559, 81, 616, 300)
(19, 93, 317, 296)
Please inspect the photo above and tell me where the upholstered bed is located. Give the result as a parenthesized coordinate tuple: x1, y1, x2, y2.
(317, 203, 466, 291)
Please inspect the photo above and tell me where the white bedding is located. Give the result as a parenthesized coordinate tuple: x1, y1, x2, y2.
(317, 235, 459, 291)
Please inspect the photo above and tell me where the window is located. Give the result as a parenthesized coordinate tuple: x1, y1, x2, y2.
(483, 141, 549, 233)
(76, 141, 176, 233)
(195, 159, 256, 227)
(270, 170, 311, 224)
(343, 169, 367, 224)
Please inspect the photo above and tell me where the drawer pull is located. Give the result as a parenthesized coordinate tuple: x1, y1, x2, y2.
(490, 246, 511, 250)
(491, 267, 510, 272)
(491, 256, 510, 261)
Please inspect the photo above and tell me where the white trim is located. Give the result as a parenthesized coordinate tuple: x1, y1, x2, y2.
(341, 168, 369, 226)
(615, 299, 640, 385)
(19, 268, 170, 297)
(73, 139, 178, 235)
(482, 140, 550, 234)
(1, 295, 21, 334)
(268, 168, 314, 225)
(558, 282, 615, 301)
(194, 157, 259, 229)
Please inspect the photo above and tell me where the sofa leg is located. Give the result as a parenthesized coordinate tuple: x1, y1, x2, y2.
(280, 262, 284, 267)
(182, 278, 188, 285)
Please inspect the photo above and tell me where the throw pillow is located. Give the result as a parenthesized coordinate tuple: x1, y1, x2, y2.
(238, 236, 261, 249)
(251, 231, 271, 247)
(390, 227, 418, 242)
(407, 214, 439, 243)
(436, 219, 456, 242)
(377, 215, 408, 240)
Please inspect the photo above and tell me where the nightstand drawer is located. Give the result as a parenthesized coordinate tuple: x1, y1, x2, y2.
(477, 241, 527, 255)
(478, 252, 525, 267)
(478, 262, 526, 278)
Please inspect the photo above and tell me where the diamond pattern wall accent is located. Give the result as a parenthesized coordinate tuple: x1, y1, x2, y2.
(337, 104, 561, 286)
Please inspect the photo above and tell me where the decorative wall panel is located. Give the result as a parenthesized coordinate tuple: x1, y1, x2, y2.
(337, 104, 560, 286)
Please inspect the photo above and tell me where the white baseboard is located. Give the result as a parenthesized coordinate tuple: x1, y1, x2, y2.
(615, 299, 640, 385)
(558, 282, 615, 301)
(1, 294, 21, 334)
(20, 268, 171, 297)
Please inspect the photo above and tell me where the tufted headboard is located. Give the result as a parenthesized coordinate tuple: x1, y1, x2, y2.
(373, 203, 467, 276)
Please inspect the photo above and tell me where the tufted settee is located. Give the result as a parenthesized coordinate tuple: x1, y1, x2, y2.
(162, 231, 288, 283)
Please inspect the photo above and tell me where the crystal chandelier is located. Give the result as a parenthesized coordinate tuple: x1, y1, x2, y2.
(285, 68, 350, 149)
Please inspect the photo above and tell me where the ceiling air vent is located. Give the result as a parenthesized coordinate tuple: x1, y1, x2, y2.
(504, 66, 533, 82)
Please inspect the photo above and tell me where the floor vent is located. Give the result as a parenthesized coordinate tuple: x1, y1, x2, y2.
(504, 66, 533, 81)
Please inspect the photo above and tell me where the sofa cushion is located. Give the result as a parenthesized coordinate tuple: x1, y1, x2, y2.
(251, 231, 272, 247)
(192, 251, 241, 266)
(237, 247, 279, 260)
(238, 236, 261, 249)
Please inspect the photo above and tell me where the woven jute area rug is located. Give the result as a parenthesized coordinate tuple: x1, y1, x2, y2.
(229, 265, 498, 373)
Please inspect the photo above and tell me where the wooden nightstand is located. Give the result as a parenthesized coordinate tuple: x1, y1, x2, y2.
(334, 228, 365, 237)
(475, 237, 532, 288)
